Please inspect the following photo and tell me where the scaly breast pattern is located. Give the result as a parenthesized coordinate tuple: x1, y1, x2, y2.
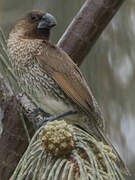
(7, 34, 74, 114)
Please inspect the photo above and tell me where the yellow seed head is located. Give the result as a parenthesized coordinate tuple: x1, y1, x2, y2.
(39, 120, 76, 157)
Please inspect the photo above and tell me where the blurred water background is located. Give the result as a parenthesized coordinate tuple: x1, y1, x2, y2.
(0, 0, 135, 179)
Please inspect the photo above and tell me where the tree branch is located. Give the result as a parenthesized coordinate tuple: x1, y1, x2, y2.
(58, 0, 125, 66)
(0, 75, 32, 179)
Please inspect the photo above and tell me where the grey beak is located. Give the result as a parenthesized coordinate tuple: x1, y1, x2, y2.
(37, 13, 57, 30)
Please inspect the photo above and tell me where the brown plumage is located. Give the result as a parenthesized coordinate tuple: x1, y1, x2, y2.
(7, 10, 128, 174)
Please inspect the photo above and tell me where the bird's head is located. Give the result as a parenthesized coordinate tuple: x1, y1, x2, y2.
(12, 10, 57, 40)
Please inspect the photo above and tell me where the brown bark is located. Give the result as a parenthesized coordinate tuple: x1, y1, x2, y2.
(0, 0, 125, 179)
(0, 75, 35, 179)
(58, 0, 125, 66)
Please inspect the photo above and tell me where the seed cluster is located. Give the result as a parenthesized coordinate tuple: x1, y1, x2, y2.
(39, 120, 76, 157)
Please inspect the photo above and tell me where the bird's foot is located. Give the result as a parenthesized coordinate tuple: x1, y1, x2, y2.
(31, 107, 51, 117)
(37, 110, 77, 128)
(30, 107, 51, 130)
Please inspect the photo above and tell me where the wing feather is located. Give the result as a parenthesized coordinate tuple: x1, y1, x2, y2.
(36, 42, 101, 117)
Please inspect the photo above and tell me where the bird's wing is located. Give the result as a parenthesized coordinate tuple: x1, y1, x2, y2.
(36, 42, 102, 121)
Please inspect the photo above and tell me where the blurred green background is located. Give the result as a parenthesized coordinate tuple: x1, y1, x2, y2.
(0, 0, 135, 179)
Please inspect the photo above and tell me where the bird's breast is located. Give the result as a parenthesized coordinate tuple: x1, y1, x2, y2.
(32, 91, 74, 115)
(19, 63, 75, 115)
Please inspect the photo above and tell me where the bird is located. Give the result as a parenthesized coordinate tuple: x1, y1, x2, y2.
(7, 10, 128, 174)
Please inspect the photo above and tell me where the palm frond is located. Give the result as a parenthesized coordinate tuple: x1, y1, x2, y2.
(11, 120, 125, 180)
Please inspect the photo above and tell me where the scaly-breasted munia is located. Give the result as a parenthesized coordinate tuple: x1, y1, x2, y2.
(7, 10, 128, 174)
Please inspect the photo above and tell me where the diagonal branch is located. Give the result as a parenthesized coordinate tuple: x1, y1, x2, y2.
(58, 0, 125, 66)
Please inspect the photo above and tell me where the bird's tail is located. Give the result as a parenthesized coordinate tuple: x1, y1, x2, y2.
(97, 127, 130, 176)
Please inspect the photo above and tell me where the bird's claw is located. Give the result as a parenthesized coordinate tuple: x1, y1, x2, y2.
(36, 110, 77, 128)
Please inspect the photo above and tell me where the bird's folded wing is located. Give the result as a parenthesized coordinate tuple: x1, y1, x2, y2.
(36, 42, 101, 118)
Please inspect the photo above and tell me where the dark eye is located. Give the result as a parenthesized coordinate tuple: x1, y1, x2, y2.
(31, 14, 40, 21)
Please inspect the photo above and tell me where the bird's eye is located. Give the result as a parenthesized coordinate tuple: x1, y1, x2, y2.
(31, 14, 40, 21)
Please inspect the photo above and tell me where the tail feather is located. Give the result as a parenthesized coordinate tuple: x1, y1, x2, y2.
(97, 128, 130, 176)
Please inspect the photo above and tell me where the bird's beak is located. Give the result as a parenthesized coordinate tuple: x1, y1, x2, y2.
(37, 13, 57, 30)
